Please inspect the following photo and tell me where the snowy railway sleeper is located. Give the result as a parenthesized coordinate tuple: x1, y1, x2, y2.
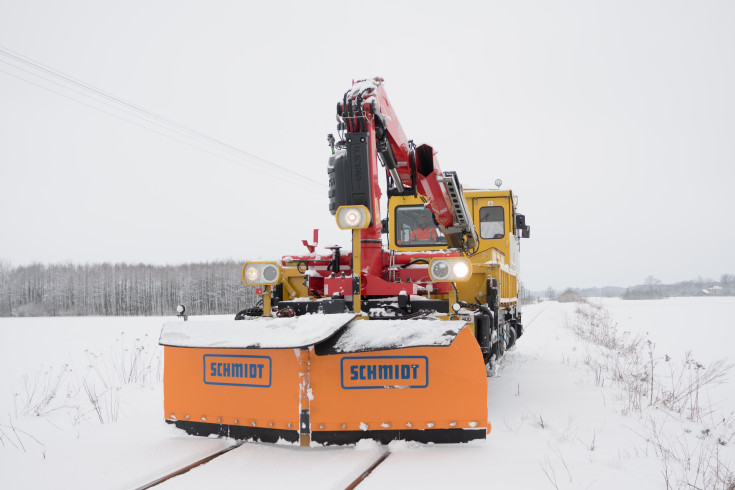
(159, 77, 530, 446)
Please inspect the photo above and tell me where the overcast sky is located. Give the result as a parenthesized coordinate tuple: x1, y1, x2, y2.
(1, 0, 733, 291)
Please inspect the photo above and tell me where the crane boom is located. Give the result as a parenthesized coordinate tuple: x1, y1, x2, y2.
(333, 77, 478, 252)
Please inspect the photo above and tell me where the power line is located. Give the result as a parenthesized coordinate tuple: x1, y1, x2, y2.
(0, 65, 322, 192)
(0, 44, 321, 186)
(0, 44, 327, 189)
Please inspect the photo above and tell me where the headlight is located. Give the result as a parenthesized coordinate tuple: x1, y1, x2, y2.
(452, 260, 470, 279)
(241, 262, 281, 285)
(431, 260, 450, 280)
(428, 258, 472, 282)
(336, 205, 371, 229)
(245, 266, 260, 282)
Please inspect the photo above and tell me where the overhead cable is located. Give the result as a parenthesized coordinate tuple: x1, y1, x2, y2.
(0, 45, 326, 190)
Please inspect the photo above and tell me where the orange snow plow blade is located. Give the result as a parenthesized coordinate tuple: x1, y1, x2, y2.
(160, 315, 489, 444)
(162, 346, 301, 442)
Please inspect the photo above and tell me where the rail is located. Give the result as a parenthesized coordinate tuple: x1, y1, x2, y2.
(135, 441, 390, 489)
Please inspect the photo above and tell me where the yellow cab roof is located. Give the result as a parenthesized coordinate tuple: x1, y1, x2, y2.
(462, 188, 514, 199)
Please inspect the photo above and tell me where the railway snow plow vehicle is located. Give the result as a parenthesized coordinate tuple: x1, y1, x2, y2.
(159, 77, 530, 445)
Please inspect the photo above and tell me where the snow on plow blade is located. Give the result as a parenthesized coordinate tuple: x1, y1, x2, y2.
(159, 314, 489, 445)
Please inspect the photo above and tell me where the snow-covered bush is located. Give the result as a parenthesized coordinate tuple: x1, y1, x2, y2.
(569, 303, 735, 489)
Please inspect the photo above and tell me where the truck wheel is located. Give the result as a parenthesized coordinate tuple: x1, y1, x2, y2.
(507, 325, 517, 348)
(492, 325, 507, 359)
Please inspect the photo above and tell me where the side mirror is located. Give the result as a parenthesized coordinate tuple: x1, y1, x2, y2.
(515, 214, 530, 239)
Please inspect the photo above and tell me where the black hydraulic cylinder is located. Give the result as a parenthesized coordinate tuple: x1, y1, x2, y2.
(328, 132, 373, 219)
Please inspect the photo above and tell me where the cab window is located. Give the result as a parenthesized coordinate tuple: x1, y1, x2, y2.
(479, 206, 505, 239)
(395, 205, 447, 247)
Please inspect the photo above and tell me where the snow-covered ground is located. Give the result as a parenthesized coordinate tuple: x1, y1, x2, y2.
(1, 298, 733, 489)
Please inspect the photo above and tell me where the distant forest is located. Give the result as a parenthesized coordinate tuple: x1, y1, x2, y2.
(2, 261, 733, 317)
(0, 261, 257, 317)
(543, 274, 735, 301)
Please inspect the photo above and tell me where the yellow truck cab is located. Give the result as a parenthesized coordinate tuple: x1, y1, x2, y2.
(387, 187, 529, 355)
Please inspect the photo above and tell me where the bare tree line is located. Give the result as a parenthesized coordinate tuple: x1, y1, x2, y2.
(0, 260, 256, 317)
(536, 274, 735, 301)
(622, 273, 735, 300)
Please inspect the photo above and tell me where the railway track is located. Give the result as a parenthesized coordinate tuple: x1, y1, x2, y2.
(344, 451, 391, 490)
(522, 302, 552, 328)
(134, 441, 390, 489)
(135, 442, 246, 490)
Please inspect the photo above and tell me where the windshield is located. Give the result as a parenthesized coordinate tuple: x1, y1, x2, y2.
(394, 205, 447, 247)
(479, 206, 505, 239)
